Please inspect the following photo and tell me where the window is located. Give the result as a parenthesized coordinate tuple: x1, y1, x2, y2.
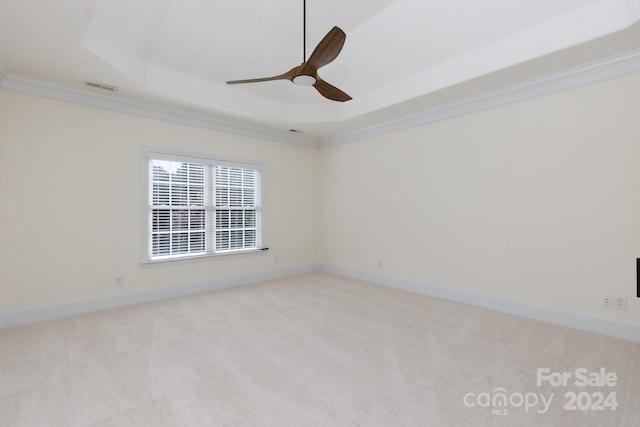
(144, 149, 262, 262)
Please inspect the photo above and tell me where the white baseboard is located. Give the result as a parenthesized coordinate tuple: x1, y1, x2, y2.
(319, 264, 640, 343)
(3, 263, 638, 343)
(0, 264, 320, 329)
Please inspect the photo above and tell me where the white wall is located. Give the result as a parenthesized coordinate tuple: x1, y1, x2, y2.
(2, 72, 639, 327)
(321, 73, 640, 322)
(0, 91, 320, 312)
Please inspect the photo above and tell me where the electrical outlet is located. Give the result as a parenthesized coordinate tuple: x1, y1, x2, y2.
(115, 276, 124, 287)
(614, 296, 628, 310)
(602, 295, 612, 307)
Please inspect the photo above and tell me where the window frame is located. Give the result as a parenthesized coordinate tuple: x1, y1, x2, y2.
(141, 146, 265, 264)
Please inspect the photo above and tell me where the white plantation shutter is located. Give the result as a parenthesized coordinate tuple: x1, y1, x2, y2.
(146, 152, 262, 261)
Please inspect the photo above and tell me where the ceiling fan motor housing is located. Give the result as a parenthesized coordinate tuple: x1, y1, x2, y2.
(292, 74, 317, 86)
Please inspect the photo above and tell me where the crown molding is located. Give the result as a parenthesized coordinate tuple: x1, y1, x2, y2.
(0, 74, 320, 149)
(1, 49, 639, 150)
(321, 48, 640, 147)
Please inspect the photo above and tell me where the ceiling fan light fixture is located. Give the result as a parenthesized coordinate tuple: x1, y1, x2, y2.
(225, 0, 351, 102)
(292, 74, 317, 86)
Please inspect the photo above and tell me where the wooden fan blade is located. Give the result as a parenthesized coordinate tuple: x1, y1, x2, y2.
(227, 66, 302, 85)
(313, 78, 352, 102)
(305, 26, 346, 71)
(227, 76, 287, 84)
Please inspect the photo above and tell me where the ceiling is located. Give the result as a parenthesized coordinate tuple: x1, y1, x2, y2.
(1, 0, 639, 145)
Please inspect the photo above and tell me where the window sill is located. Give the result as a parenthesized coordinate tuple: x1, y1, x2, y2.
(141, 247, 269, 266)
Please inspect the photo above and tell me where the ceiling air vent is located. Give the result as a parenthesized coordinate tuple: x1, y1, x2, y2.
(85, 81, 118, 93)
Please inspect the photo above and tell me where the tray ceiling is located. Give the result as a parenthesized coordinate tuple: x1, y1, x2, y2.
(1, 0, 639, 142)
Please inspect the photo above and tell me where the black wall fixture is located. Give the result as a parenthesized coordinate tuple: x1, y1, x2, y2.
(637, 258, 639, 298)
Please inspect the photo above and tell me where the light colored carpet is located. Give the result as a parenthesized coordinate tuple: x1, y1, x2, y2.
(1, 272, 639, 426)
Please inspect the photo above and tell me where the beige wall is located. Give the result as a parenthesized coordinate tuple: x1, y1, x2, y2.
(2, 73, 639, 324)
(321, 73, 640, 322)
(0, 91, 320, 311)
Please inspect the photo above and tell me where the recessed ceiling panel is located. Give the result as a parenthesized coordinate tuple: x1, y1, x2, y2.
(1, 0, 638, 139)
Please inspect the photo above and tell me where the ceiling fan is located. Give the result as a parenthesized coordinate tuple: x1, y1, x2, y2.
(226, 0, 352, 102)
